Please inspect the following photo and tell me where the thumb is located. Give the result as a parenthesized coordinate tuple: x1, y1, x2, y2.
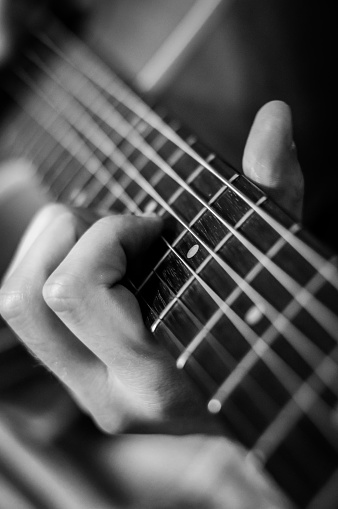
(243, 100, 304, 221)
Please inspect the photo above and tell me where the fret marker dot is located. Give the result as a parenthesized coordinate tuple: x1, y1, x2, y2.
(144, 200, 157, 213)
(187, 244, 199, 259)
(73, 191, 87, 206)
(245, 305, 264, 326)
(208, 399, 222, 414)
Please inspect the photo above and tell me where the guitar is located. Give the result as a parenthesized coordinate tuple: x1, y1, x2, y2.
(0, 3, 338, 508)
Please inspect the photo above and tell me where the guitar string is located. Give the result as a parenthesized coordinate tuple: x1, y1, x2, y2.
(30, 43, 338, 426)
(10, 95, 338, 456)
(11, 86, 338, 468)
(29, 48, 338, 348)
(16, 60, 338, 399)
(250, 341, 338, 464)
(7, 105, 288, 442)
(39, 28, 338, 287)
(5, 20, 338, 492)
(6, 70, 338, 452)
(11, 61, 338, 436)
(2, 48, 338, 492)
(5, 25, 338, 442)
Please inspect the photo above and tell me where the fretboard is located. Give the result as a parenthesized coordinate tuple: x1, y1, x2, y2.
(1, 21, 338, 508)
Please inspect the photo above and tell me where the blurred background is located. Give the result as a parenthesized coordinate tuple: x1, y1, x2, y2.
(0, 1, 336, 507)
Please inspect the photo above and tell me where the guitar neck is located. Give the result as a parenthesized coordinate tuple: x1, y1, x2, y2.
(1, 20, 338, 508)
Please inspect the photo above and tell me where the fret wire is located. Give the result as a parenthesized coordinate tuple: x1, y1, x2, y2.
(210, 263, 338, 408)
(24, 125, 70, 183)
(250, 342, 338, 465)
(170, 244, 338, 451)
(9, 109, 46, 160)
(169, 238, 336, 407)
(21, 60, 338, 398)
(124, 139, 169, 211)
(39, 30, 338, 284)
(9, 72, 338, 452)
(17, 96, 280, 429)
(176, 228, 299, 367)
(133, 278, 285, 434)
(26, 49, 338, 343)
(6, 75, 302, 388)
(10, 110, 70, 194)
(15, 35, 338, 394)
(25, 64, 338, 404)
(45, 117, 140, 213)
(14, 65, 338, 410)
(18, 97, 140, 214)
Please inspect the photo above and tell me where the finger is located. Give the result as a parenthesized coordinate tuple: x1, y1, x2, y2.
(41, 214, 184, 424)
(243, 100, 304, 221)
(42, 215, 164, 368)
(0, 209, 106, 403)
(2, 203, 98, 282)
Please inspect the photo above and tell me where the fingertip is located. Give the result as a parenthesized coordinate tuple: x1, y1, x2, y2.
(243, 100, 304, 220)
(243, 100, 295, 184)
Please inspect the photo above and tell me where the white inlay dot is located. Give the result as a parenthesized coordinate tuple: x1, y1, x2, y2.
(187, 244, 199, 259)
(245, 305, 265, 326)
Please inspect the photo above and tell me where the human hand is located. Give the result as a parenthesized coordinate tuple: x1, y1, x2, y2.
(0, 100, 304, 436)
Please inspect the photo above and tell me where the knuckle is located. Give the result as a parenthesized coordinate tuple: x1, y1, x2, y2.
(43, 272, 84, 314)
(0, 282, 31, 325)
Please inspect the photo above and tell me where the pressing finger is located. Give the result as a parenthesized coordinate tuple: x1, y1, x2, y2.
(243, 100, 304, 221)
(42, 214, 166, 368)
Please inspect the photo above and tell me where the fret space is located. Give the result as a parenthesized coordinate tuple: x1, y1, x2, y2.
(171, 152, 201, 180)
(189, 168, 224, 201)
(271, 240, 316, 285)
(199, 258, 237, 300)
(155, 251, 191, 294)
(179, 279, 218, 323)
(220, 358, 292, 448)
(154, 174, 179, 201)
(239, 212, 280, 253)
(217, 235, 258, 278)
(211, 188, 251, 227)
(292, 308, 337, 355)
(231, 175, 264, 202)
(184, 335, 232, 388)
(138, 273, 175, 316)
(209, 313, 252, 362)
(250, 268, 293, 312)
(53, 159, 87, 201)
(264, 414, 338, 508)
(162, 301, 200, 348)
(171, 190, 204, 224)
(315, 280, 338, 315)
(191, 210, 230, 248)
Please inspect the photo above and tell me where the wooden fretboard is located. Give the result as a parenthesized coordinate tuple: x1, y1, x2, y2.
(1, 21, 338, 508)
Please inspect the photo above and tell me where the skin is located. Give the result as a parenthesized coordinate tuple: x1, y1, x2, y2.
(0, 101, 303, 508)
(0, 101, 304, 433)
(0, 2, 304, 505)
